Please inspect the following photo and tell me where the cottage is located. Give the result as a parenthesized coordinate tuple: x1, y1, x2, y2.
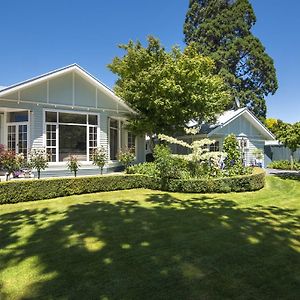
(0, 64, 145, 174)
(174, 107, 275, 167)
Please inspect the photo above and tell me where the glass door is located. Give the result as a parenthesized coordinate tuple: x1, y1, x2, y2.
(7, 123, 28, 158)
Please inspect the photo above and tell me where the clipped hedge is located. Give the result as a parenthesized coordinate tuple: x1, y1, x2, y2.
(0, 174, 159, 204)
(268, 160, 300, 171)
(0, 168, 265, 204)
(163, 168, 265, 193)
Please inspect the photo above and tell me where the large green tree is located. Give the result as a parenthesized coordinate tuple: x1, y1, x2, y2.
(275, 122, 300, 169)
(108, 36, 230, 136)
(184, 0, 278, 118)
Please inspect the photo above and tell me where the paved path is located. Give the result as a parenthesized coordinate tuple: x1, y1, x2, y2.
(266, 168, 300, 177)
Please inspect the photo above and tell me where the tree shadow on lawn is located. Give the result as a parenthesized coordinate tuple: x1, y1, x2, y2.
(0, 193, 299, 300)
(273, 172, 300, 181)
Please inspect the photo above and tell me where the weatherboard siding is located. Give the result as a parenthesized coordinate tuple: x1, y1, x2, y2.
(2, 72, 126, 112)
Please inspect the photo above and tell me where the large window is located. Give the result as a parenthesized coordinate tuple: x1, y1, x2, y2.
(110, 119, 119, 160)
(45, 111, 98, 162)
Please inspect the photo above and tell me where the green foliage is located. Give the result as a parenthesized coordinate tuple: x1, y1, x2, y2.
(0, 168, 265, 204)
(117, 148, 135, 171)
(152, 145, 189, 180)
(92, 147, 107, 174)
(223, 134, 244, 175)
(0, 174, 159, 204)
(264, 118, 283, 136)
(165, 168, 265, 193)
(126, 162, 159, 178)
(67, 155, 80, 177)
(275, 122, 300, 169)
(158, 134, 225, 178)
(184, 0, 278, 118)
(108, 37, 231, 135)
(0, 147, 24, 180)
(268, 160, 300, 171)
(29, 148, 49, 179)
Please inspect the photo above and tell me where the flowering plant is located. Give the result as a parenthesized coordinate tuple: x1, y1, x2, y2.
(29, 148, 49, 179)
(92, 147, 107, 174)
(67, 155, 80, 177)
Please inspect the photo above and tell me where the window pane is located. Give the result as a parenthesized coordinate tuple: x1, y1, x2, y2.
(110, 119, 118, 129)
(110, 128, 118, 160)
(59, 125, 87, 161)
(8, 111, 28, 122)
(59, 112, 87, 124)
(46, 111, 57, 122)
(128, 132, 136, 149)
(88, 114, 98, 125)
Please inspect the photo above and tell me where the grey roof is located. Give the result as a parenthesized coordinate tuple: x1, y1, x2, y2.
(188, 108, 247, 134)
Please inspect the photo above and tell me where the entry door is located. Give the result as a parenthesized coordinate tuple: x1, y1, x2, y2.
(7, 123, 28, 158)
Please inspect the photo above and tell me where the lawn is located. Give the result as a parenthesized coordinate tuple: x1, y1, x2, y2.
(0, 176, 299, 299)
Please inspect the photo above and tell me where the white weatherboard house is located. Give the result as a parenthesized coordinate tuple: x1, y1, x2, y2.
(174, 107, 275, 167)
(0, 64, 145, 174)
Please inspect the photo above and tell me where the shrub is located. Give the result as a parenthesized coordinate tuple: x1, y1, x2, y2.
(92, 147, 107, 174)
(0, 149, 24, 181)
(117, 147, 135, 171)
(164, 167, 265, 193)
(0, 169, 265, 204)
(223, 134, 244, 175)
(127, 162, 159, 177)
(29, 148, 49, 179)
(67, 155, 80, 177)
(0, 174, 159, 204)
(153, 145, 189, 180)
(268, 160, 300, 171)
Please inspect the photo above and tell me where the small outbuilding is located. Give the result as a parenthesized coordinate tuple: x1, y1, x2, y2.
(174, 107, 276, 167)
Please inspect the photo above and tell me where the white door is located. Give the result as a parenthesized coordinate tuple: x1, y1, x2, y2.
(7, 123, 28, 158)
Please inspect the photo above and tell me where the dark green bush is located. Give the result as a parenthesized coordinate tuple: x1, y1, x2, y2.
(127, 162, 159, 177)
(0, 174, 159, 204)
(268, 160, 300, 171)
(0, 169, 265, 205)
(164, 168, 265, 193)
(153, 145, 189, 179)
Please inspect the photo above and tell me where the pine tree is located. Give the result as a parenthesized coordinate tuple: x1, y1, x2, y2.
(184, 0, 278, 118)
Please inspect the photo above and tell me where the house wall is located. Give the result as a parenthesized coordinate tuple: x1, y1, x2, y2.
(211, 114, 267, 166)
(0, 71, 145, 167)
(264, 145, 300, 166)
(1, 72, 129, 112)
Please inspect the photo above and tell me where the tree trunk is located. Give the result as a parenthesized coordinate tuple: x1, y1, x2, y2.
(38, 170, 41, 179)
(290, 151, 295, 170)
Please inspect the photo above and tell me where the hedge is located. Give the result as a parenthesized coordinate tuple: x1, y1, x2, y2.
(162, 168, 265, 193)
(0, 168, 265, 204)
(0, 174, 159, 205)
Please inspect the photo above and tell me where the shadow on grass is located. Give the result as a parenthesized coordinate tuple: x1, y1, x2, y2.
(0, 194, 300, 299)
(273, 172, 300, 181)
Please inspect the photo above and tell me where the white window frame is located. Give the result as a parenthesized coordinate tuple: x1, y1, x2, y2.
(43, 109, 100, 163)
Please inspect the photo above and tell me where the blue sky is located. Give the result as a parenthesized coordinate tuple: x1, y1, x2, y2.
(0, 0, 299, 122)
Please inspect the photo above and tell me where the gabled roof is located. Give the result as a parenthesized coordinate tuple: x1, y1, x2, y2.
(188, 107, 275, 140)
(0, 64, 135, 113)
(208, 107, 275, 140)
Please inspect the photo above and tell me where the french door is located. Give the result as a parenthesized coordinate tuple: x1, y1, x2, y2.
(7, 123, 28, 158)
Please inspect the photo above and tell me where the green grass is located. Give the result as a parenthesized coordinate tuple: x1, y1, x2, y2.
(0, 176, 299, 299)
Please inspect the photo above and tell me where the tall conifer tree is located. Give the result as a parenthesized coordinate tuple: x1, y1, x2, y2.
(184, 0, 278, 118)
